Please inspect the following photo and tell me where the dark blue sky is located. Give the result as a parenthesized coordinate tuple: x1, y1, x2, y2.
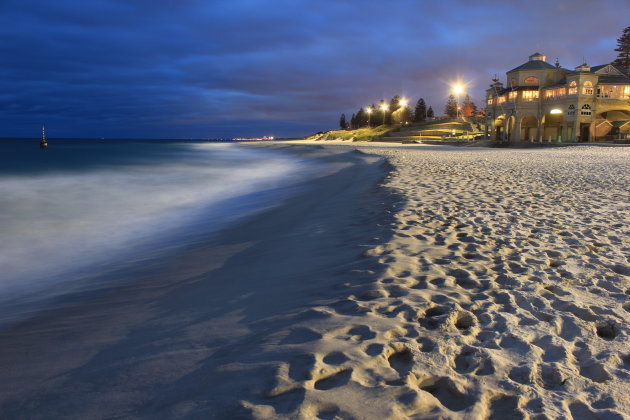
(1, 0, 628, 139)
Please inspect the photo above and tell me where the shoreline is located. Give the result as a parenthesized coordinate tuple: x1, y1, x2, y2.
(0, 144, 400, 418)
(0, 142, 628, 418)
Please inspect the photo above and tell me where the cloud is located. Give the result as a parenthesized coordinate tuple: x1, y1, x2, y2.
(1, 0, 628, 138)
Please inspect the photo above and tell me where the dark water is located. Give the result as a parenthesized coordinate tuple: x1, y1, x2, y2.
(0, 139, 313, 301)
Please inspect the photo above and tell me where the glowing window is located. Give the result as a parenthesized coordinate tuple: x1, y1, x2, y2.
(580, 104, 592, 116)
(583, 81, 594, 95)
(569, 81, 577, 87)
(487, 98, 493, 105)
(522, 90, 539, 101)
(511, 78, 516, 86)
(497, 96, 506, 104)
(524, 76, 539, 84)
(509, 91, 517, 100)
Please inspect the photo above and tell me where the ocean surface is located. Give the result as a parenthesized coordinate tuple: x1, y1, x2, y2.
(0, 139, 315, 320)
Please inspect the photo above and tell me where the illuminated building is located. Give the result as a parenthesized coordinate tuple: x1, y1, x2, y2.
(486, 53, 630, 142)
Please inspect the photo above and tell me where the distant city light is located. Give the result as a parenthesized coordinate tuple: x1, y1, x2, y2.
(230, 136, 275, 141)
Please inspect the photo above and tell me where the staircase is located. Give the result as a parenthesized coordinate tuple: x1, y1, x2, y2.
(378, 119, 482, 143)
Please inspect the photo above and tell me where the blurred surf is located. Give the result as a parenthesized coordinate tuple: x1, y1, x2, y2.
(0, 139, 313, 300)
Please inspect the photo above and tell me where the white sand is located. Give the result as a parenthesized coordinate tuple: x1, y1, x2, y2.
(0, 143, 628, 419)
(244, 143, 630, 419)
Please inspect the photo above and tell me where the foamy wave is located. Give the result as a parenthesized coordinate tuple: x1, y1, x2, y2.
(0, 143, 305, 296)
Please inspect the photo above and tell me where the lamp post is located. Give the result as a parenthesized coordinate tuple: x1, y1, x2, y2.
(396, 98, 408, 125)
(453, 84, 464, 119)
(399, 98, 409, 125)
(380, 104, 389, 125)
(366, 107, 372, 127)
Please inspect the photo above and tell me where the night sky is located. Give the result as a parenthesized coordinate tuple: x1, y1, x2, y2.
(2, 0, 628, 139)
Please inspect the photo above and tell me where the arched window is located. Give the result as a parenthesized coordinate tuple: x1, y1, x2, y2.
(510, 78, 516, 86)
(583, 81, 593, 95)
(568, 104, 575, 116)
(580, 104, 592, 116)
(524, 76, 539, 84)
(568, 81, 578, 95)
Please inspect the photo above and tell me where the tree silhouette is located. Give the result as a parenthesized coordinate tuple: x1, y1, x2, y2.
(613, 26, 630, 69)
(339, 113, 347, 129)
(392, 106, 413, 125)
(462, 94, 477, 117)
(444, 95, 458, 118)
(414, 98, 427, 122)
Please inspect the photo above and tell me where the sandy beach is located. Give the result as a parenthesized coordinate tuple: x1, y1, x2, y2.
(0, 143, 628, 419)
(243, 142, 630, 419)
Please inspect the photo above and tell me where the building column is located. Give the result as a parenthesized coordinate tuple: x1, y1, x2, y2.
(537, 118, 543, 143)
(513, 115, 522, 142)
(560, 124, 568, 143)
(572, 119, 580, 143)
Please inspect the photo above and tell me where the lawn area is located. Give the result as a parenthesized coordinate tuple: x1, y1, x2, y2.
(308, 125, 397, 142)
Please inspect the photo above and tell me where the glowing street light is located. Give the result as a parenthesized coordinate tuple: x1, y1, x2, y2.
(452, 83, 465, 119)
(399, 98, 408, 108)
(380, 103, 389, 125)
(366, 107, 373, 126)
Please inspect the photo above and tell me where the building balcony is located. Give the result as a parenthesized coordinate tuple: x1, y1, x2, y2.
(596, 94, 630, 100)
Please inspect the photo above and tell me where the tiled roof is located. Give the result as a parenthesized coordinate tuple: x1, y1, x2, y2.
(508, 60, 558, 73)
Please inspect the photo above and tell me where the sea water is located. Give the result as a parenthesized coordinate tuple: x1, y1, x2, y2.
(0, 139, 312, 310)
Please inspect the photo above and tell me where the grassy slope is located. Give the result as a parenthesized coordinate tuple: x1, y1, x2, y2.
(307, 125, 397, 142)
(308, 120, 485, 142)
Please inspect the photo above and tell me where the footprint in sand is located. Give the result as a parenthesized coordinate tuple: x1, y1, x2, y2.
(322, 351, 349, 366)
(419, 305, 450, 330)
(288, 354, 317, 381)
(387, 347, 414, 379)
(579, 362, 611, 383)
(568, 401, 625, 420)
(419, 377, 476, 412)
(344, 325, 376, 341)
(453, 346, 495, 376)
(488, 395, 521, 419)
(417, 337, 436, 352)
(364, 342, 384, 357)
(313, 369, 352, 391)
(595, 321, 618, 340)
(509, 364, 534, 385)
(538, 363, 569, 389)
(454, 311, 476, 331)
(315, 404, 342, 420)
